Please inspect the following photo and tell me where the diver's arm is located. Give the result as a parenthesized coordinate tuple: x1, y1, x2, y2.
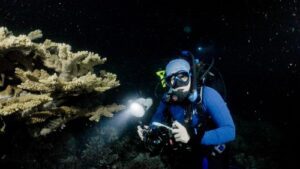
(201, 86, 236, 145)
(150, 101, 167, 123)
(137, 100, 167, 141)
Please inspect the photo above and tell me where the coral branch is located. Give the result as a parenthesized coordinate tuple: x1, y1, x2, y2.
(88, 104, 126, 122)
(0, 94, 52, 116)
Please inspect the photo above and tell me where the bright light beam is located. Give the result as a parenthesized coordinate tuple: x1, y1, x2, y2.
(129, 102, 145, 118)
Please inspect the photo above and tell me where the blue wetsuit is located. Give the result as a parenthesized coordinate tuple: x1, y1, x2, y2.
(150, 86, 235, 169)
(151, 86, 235, 146)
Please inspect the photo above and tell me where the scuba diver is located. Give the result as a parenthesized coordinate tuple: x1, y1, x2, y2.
(136, 51, 236, 169)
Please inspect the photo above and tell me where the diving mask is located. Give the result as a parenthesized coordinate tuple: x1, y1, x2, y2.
(165, 71, 190, 89)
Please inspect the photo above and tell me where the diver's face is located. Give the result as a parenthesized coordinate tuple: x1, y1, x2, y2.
(166, 71, 191, 102)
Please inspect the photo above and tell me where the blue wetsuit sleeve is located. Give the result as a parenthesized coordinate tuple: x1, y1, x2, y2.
(201, 86, 236, 145)
(150, 101, 167, 123)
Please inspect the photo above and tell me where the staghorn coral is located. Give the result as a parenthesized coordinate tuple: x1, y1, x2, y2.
(0, 27, 125, 136)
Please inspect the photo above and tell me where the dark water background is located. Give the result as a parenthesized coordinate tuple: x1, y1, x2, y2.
(0, 0, 299, 168)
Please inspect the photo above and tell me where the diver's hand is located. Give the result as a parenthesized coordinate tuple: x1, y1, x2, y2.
(137, 125, 149, 141)
(172, 121, 190, 143)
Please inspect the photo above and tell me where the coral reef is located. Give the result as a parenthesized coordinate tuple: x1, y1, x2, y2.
(0, 111, 282, 169)
(0, 27, 125, 136)
(0, 119, 168, 169)
(81, 126, 120, 168)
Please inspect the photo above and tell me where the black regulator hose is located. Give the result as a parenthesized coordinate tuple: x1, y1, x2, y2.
(200, 56, 215, 81)
(190, 52, 198, 95)
(181, 51, 198, 97)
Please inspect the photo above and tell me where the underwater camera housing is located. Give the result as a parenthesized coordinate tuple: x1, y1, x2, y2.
(142, 125, 172, 154)
(142, 122, 191, 154)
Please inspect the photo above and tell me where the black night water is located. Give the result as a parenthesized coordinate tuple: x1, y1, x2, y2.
(0, 0, 298, 169)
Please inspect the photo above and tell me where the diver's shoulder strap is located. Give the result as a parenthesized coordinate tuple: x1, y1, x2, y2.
(198, 86, 203, 104)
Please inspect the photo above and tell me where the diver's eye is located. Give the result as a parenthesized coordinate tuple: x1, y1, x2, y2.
(177, 73, 189, 82)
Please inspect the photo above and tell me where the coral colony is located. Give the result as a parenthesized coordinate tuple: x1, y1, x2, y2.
(0, 27, 125, 137)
